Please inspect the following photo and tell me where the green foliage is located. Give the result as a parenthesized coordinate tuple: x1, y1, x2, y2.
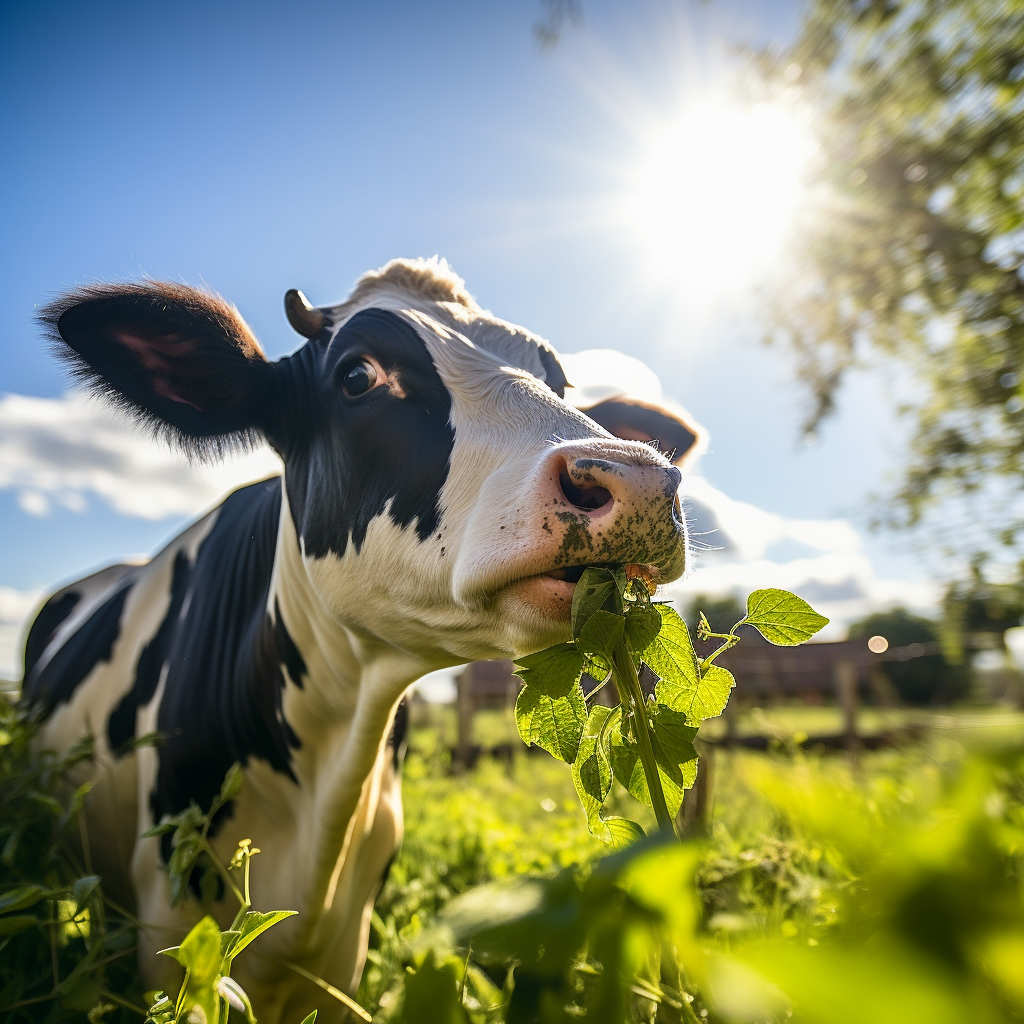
(0, 702, 329, 1024)
(512, 568, 828, 841)
(0, 694, 141, 1023)
(359, 751, 610, 1017)
(712, 742, 1024, 1023)
(739, 590, 830, 647)
(513, 646, 587, 763)
(755, 0, 1024, 571)
(142, 781, 348, 1024)
(372, 733, 1024, 1024)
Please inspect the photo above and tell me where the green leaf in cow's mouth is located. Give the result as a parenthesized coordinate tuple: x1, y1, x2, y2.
(513, 565, 829, 843)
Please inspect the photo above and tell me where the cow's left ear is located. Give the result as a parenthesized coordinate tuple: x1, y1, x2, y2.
(41, 282, 274, 455)
(580, 394, 705, 466)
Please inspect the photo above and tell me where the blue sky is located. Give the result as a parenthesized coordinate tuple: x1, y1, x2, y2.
(0, 0, 935, 675)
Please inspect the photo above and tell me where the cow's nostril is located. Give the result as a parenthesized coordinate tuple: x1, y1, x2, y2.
(559, 471, 613, 512)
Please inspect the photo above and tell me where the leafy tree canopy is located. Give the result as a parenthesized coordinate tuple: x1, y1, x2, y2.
(755, 0, 1024, 574)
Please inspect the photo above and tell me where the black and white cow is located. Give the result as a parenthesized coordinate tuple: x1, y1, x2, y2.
(21, 258, 700, 1022)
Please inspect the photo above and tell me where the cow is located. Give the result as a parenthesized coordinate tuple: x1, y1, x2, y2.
(20, 257, 700, 1023)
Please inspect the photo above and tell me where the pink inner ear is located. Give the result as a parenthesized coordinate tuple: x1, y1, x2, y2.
(112, 330, 203, 411)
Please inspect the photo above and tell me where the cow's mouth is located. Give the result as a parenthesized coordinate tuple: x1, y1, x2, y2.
(503, 562, 618, 623)
(540, 564, 603, 584)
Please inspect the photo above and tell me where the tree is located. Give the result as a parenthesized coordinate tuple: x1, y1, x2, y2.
(755, 0, 1024, 574)
(847, 606, 955, 704)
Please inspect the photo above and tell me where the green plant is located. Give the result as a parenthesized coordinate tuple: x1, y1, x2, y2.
(0, 695, 142, 1022)
(379, 735, 1024, 1024)
(142, 765, 367, 1024)
(512, 567, 828, 840)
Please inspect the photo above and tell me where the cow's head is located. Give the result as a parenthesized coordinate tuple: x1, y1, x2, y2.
(43, 259, 700, 665)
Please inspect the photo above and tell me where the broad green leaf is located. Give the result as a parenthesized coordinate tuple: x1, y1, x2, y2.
(578, 610, 625, 660)
(174, 915, 223, 983)
(604, 817, 646, 849)
(72, 875, 100, 911)
(222, 909, 298, 965)
(515, 682, 587, 763)
(742, 588, 829, 645)
(609, 565, 628, 595)
(649, 703, 700, 789)
(571, 705, 616, 840)
(299, 1014, 318, 1024)
(641, 605, 700, 694)
(175, 916, 223, 1024)
(657, 664, 736, 724)
(0, 914, 40, 936)
(0, 883, 50, 915)
(624, 602, 662, 656)
(513, 643, 585, 698)
(584, 652, 612, 681)
(607, 705, 698, 817)
(571, 567, 619, 637)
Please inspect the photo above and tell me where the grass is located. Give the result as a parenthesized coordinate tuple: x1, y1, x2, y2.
(358, 703, 1024, 1021)
(3, 691, 1022, 1022)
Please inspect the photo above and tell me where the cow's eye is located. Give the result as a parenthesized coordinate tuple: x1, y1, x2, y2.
(340, 358, 380, 398)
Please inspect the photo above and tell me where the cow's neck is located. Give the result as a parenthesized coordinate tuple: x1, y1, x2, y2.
(268, 483, 430, 919)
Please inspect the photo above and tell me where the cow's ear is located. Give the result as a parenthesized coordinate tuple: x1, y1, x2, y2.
(581, 395, 705, 466)
(40, 282, 274, 457)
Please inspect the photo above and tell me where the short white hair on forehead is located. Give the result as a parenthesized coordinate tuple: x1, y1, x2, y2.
(344, 256, 481, 311)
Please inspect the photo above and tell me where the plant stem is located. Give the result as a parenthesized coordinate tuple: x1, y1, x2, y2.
(699, 633, 739, 671)
(197, 837, 245, 907)
(611, 644, 677, 837)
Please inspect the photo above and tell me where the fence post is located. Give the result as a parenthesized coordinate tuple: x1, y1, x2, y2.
(456, 667, 474, 770)
(835, 659, 860, 757)
(679, 740, 715, 835)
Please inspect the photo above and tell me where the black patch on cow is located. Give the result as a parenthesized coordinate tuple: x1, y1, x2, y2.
(22, 591, 80, 684)
(387, 696, 409, 771)
(149, 477, 308, 830)
(22, 585, 132, 718)
(283, 308, 454, 559)
(108, 550, 193, 756)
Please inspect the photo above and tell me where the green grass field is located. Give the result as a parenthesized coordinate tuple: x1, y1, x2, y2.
(356, 703, 1024, 1021)
(3, 695, 1022, 1023)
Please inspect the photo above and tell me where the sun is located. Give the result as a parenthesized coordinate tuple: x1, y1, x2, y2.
(620, 97, 816, 310)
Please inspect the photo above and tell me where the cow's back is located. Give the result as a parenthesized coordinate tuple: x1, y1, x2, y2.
(19, 478, 283, 897)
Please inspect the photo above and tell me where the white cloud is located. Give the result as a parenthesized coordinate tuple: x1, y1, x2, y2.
(668, 477, 940, 636)
(0, 392, 282, 521)
(0, 586, 44, 681)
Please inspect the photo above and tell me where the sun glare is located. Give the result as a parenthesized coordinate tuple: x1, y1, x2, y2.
(621, 98, 816, 310)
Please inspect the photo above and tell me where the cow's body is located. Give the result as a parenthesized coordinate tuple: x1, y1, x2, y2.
(21, 259, 698, 1022)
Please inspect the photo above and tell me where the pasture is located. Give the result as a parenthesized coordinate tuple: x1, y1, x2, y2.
(3, 689, 1022, 1023)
